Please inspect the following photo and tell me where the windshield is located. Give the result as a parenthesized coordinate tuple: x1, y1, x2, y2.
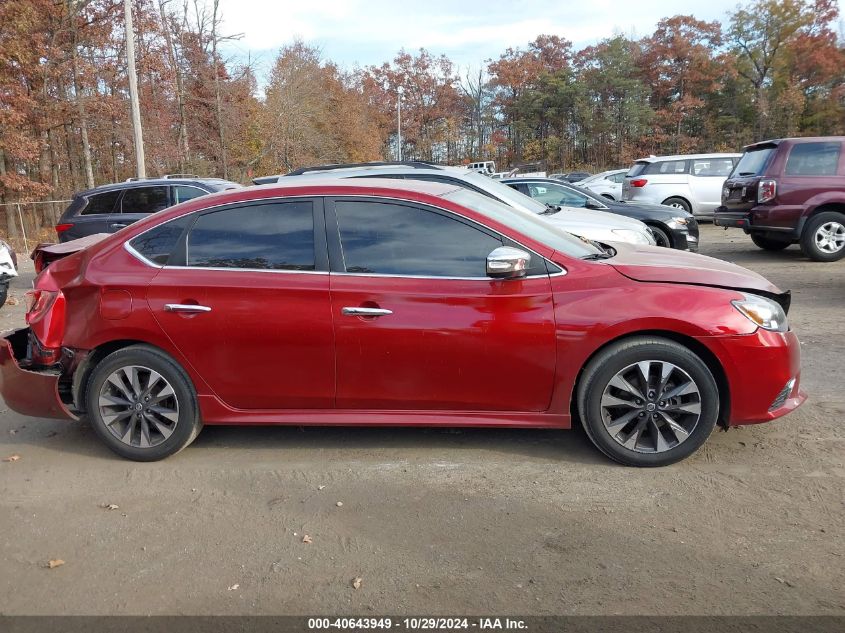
(459, 170, 549, 215)
(731, 147, 776, 177)
(443, 187, 602, 259)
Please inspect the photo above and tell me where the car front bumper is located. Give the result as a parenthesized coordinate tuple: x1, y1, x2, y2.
(705, 328, 807, 426)
(0, 328, 77, 420)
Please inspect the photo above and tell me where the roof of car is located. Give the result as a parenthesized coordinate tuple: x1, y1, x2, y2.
(251, 177, 461, 197)
(633, 153, 742, 163)
(743, 136, 845, 151)
(77, 177, 240, 197)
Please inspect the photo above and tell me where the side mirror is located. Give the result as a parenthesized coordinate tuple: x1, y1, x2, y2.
(487, 246, 531, 279)
(585, 199, 606, 210)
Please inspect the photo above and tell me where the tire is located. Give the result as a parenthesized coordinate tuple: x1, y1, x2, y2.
(750, 234, 791, 251)
(577, 337, 719, 467)
(799, 212, 845, 262)
(647, 225, 672, 248)
(662, 197, 692, 214)
(84, 345, 202, 461)
(0, 284, 7, 309)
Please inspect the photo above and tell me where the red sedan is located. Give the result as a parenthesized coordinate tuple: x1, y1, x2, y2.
(0, 180, 805, 466)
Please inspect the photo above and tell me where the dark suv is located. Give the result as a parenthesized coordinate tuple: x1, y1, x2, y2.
(55, 176, 242, 242)
(714, 137, 845, 261)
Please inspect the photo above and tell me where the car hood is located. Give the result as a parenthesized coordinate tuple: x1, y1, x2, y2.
(542, 207, 647, 230)
(607, 241, 787, 302)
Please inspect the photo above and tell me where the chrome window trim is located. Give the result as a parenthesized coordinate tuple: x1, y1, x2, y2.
(122, 193, 568, 279)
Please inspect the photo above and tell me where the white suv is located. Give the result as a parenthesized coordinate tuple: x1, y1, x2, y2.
(622, 153, 741, 218)
(578, 169, 628, 200)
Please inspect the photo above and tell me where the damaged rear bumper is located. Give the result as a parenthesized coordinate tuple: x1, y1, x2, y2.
(0, 328, 77, 420)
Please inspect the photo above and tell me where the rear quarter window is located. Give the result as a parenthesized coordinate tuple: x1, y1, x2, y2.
(128, 216, 192, 266)
(627, 162, 649, 177)
(785, 142, 841, 176)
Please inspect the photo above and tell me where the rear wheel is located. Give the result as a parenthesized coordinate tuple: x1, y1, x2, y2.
(577, 337, 719, 467)
(800, 212, 845, 262)
(0, 283, 7, 309)
(662, 197, 692, 214)
(750, 234, 791, 251)
(85, 345, 202, 461)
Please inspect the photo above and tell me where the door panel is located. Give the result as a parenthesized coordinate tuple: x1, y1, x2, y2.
(327, 197, 556, 412)
(145, 199, 334, 410)
(331, 275, 556, 411)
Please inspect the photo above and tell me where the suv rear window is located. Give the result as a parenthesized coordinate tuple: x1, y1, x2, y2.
(627, 162, 649, 177)
(82, 190, 120, 216)
(732, 147, 776, 177)
(785, 142, 841, 176)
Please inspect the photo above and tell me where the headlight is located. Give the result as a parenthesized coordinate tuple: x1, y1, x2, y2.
(731, 293, 788, 332)
(612, 228, 654, 245)
(667, 216, 689, 229)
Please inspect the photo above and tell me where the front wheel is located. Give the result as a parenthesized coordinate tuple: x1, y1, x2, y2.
(648, 225, 672, 248)
(800, 212, 845, 262)
(750, 234, 791, 251)
(577, 337, 719, 467)
(85, 345, 202, 461)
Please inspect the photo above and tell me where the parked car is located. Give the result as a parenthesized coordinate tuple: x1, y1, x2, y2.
(0, 179, 805, 466)
(55, 176, 242, 242)
(277, 162, 657, 247)
(578, 169, 628, 200)
(563, 171, 592, 183)
(252, 175, 279, 185)
(0, 239, 18, 308)
(502, 177, 699, 250)
(714, 137, 845, 261)
(623, 153, 741, 218)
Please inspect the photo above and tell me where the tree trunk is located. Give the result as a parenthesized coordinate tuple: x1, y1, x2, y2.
(0, 150, 20, 239)
(158, 0, 190, 173)
(211, 0, 228, 179)
(69, 1, 95, 189)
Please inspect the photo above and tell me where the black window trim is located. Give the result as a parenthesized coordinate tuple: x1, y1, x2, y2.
(324, 195, 561, 280)
(125, 196, 329, 274)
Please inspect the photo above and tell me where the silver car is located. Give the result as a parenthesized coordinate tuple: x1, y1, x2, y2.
(267, 163, 657, 247)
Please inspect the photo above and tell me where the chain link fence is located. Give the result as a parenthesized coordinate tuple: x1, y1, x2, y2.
(0, 200, 70, 252)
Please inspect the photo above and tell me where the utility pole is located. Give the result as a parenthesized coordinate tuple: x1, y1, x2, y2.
(125, 0, 146, 178)
(397, 85, 403, 162)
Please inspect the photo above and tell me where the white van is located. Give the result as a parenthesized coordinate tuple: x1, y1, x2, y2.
(622, 153, 741, 217)
(465, 161, 496, 175)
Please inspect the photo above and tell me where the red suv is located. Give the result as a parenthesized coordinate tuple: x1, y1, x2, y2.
(0, 180, 805, 466)
(715, 137, 845, 261)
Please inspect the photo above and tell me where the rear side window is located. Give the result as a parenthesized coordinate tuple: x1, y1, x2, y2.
(128, 216, 191, 266)
(335, 200, 502, 277)
(121, 186, 170, 214)
(785, 142, 841, 176)
(186, 201, 315, 270)
(646, 160, 688, 175)
(82, 190, 120, 216)
(173, 185, 207, 204)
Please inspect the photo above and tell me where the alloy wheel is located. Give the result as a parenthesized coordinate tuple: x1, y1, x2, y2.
(98, 365, 180, 448)
(814, 221, 845, 254)
(599, 361, 701, 453)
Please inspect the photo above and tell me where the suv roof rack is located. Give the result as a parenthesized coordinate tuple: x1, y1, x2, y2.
(285, 161, 443, 176)
(124, 174, 203, 182)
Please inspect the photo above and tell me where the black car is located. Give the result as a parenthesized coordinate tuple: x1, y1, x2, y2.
(55, 176, 242, 242)
(502, 177, 699, 251)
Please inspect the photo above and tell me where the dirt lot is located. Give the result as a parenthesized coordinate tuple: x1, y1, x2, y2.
(0, 224, 843, 616)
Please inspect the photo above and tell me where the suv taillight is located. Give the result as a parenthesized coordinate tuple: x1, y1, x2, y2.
(630, 178, 648, 188)
(758, 179, 777, 203)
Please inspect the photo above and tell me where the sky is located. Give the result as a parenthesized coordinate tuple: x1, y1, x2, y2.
(218, 0, 742, 81)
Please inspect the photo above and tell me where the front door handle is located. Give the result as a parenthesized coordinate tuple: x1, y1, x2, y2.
(164, 303, 212, 314)
(341, 307, 393, 317)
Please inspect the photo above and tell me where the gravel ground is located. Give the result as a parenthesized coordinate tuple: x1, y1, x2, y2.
(0, 224, 843, 615)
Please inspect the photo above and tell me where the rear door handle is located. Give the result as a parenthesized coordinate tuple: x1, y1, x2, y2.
(341, 307, 393, 317)
(164, 303, 212, 313)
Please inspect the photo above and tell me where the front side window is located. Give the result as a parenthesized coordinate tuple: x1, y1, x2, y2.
(173, 185, 208, 204)
(128, 216, 191, 265)
(121, 186, 170, 214)
(335, 200, 502, 277)
(785, 142, 841, 176)
(82, 190, 120, 216)
(187, 201, 315, 270)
